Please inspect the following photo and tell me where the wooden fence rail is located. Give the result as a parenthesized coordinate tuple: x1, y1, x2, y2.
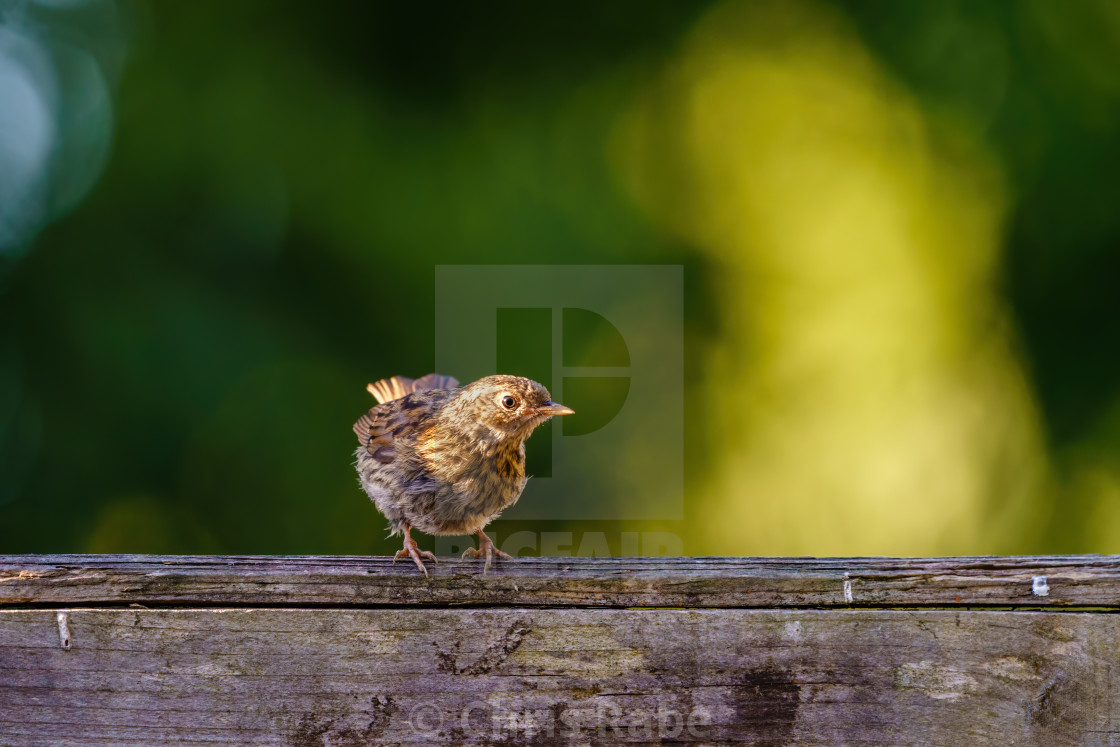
(2, 555, 1120, 745)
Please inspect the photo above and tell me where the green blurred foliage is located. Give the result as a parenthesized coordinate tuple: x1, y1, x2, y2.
(0, 0, 1118, 555)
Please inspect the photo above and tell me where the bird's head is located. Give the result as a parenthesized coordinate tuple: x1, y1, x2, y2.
(455, 375, 574, 440)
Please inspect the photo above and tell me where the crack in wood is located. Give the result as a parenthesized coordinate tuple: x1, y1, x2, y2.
(436, 618, 532, 675)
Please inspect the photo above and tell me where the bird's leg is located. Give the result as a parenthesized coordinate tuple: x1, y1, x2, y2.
(461, 529, 514, 574)
(392, 525, 437, 577)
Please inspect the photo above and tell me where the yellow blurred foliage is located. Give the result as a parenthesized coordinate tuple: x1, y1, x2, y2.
(615, 0, 1051, 554)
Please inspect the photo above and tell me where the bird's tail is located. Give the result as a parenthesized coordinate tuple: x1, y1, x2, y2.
(365, 373, 459, 404)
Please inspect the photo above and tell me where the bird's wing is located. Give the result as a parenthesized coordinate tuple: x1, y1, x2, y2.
(413, 373, 459, 392)
(366, 373, 459, 404)
(353, 390, 451, 464)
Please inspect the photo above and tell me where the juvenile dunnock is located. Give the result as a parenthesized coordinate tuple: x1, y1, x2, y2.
(353, 373, 573, 576)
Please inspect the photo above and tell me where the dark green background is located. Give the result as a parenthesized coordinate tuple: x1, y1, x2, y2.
(1, 0, 1118, 555)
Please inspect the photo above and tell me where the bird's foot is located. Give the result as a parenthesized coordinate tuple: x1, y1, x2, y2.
(461, 531, 513, 574)
(393, 535, 437, 577)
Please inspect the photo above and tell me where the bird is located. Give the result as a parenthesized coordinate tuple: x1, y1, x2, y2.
(353, 373, 574, 576)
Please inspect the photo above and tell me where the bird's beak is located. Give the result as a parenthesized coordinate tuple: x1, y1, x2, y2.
(538, 401, 574, 416)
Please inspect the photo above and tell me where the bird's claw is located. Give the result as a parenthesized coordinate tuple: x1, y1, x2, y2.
(462, 538, 514, 575)
(394, 539, 437, 577)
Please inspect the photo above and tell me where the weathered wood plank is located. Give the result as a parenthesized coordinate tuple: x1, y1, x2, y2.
(1, 607, 1118, 746)
(3, 555, 1120, 608)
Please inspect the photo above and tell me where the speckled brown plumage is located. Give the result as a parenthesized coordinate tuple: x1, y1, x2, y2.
(354, 373, 573, 576)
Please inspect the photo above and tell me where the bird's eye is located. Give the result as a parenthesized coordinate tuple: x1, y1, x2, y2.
(501, 395, 517, 410)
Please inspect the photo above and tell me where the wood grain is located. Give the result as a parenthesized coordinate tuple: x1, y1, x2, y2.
(3, 556, 1120, 745)
(2, 554, 1119, 608)
(2, 607, 1119, 746)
